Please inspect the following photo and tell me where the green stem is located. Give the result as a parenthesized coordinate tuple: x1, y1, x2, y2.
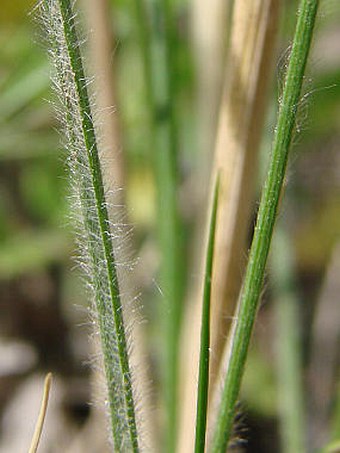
(43, 0, 139, 450)
(133, 1, 183, 449)
(211, 1, 319, 451)
(194, 177, 219, 453)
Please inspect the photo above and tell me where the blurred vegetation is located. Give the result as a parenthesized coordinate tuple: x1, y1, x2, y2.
(0, 0, 339, 452)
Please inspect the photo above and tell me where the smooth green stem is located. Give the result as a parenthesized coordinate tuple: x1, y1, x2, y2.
(211, 1, 319, 451)
(272, 227, 305, 453)
(194, 177, 219, 453)
(53, 0, 139, 450)
(133, 1, 183, 450)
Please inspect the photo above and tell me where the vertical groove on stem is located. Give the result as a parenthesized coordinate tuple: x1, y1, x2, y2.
(83, 1, 156, 448)
(40, 0, 140, 450)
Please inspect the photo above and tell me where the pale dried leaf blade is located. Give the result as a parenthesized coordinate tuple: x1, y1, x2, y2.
(29, 373, 52, 453)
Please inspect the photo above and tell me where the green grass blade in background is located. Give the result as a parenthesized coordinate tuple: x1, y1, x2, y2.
(0, 63, 49, 120)
(40, 0, 139, 450)
(271, 226, 305, 453)
(194, 176, 219, 453)
(211, 1, 319, 451)
(132, 1, 184, 449)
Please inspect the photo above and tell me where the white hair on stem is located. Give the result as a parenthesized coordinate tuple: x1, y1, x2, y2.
(36, 0, 143, 450)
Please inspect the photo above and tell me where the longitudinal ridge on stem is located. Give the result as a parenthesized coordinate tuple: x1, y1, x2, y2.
(38, 0, 140, 450)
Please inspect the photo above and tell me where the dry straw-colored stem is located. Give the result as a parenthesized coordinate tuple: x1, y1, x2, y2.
(29, 373, 52, 453)
(191, 0, 231, 177)
(82, 0, 124, 192)
(178, 1, 278, 451)
(211, 0, 319, 447)
(177, 1, 230, 450)
(209, 0, 279, 387)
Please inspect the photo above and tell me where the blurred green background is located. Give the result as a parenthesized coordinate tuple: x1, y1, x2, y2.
(0, 0, 339, 451)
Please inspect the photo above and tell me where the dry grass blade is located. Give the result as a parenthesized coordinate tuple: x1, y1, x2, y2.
(178, 2, 279, 451)
(29, 373, 52, 453)
(82, 0, 124, 192)
(191, 0, 231, 176)
(211, 0, 319, 447)
(209, 0, 279, 387)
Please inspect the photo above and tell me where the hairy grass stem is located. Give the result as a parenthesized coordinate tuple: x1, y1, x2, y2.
(40, 0, 140, 450)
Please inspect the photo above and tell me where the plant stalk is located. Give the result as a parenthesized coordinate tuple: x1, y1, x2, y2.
(211, 1, 319, 450)
(132, 1, 184, 449)
(209, 0, 280, 388)
(194, 177, 219, 453)
(41, 0, 140, 450)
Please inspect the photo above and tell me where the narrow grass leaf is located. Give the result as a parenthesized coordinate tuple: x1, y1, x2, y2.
(211, 1, 319, 451)
(132, 1, 184, 449)
(194, 176, 219, 453)
(38, 0, 139, 450)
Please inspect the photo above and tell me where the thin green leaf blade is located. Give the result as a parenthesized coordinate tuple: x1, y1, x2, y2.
(39, 0, 140, 450)
(194, 176, 220, 453)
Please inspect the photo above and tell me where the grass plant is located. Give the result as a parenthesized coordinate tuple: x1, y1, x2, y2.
(32, 0, 331, 451)
(132, 1, 184, 449)
(194, 177, 219, 453)
(208, 0, 280, 393)
(211, 0, 319, 450)
(39, 0, 139, 449)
